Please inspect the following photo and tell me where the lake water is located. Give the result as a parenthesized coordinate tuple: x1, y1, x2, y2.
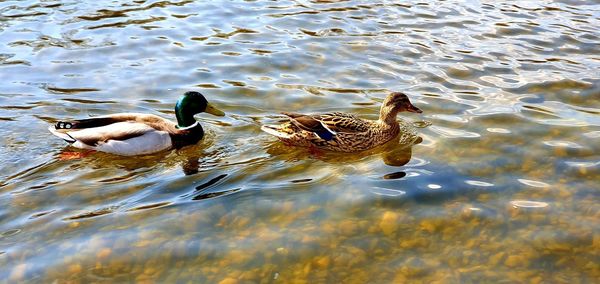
(1, 0, 599, 282)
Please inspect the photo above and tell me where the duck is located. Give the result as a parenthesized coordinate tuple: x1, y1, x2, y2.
(261, 92, 422, 152)
(48, 91, 225, 156)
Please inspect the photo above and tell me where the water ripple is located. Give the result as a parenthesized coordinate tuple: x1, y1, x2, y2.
(0, 0, 599, 282)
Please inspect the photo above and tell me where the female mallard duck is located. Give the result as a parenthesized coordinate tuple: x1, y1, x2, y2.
(261, 92, 422, 152)
(48, 91, 225, 156)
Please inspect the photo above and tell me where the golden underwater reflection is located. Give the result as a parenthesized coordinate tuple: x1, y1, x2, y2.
(50, 133, 224, 176)
(264, 134, 420, 168)
(1, 0, 599, 282)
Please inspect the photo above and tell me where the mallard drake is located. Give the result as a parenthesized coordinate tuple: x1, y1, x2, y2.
(48, 91, 225, 156)
(261, 92, 422, 152)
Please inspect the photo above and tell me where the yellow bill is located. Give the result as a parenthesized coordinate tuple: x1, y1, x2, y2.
(205, 103, 225, 116)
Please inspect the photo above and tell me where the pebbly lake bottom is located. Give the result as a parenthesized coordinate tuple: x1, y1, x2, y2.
(0, 0, 599, 282)
(1, 120, 598, 283)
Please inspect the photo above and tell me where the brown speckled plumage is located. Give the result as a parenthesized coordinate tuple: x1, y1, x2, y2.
(261, 92, 422, 152)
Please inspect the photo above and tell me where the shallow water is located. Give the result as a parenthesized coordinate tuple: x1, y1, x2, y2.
(1, 0, 599, 282)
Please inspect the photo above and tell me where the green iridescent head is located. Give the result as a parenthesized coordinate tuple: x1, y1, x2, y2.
(175, 91, 225, 128)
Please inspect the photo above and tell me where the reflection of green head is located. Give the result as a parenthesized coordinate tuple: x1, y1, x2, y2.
(175, 91, 225, 128)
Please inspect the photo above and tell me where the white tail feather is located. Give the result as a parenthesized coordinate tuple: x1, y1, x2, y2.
(48, 126, 76, 143)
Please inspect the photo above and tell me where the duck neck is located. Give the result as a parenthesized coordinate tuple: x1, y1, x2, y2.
(378, 105, 399, 126)
(170, 122, 204, 149)
(175, 99, 197, 128)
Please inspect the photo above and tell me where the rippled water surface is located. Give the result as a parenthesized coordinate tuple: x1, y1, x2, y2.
(1, 0, 599, 282)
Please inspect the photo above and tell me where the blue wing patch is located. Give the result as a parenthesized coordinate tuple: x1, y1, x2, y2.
(315, 121, 337, 141)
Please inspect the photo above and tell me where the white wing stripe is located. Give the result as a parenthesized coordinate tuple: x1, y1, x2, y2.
(319, 121, 337, 135)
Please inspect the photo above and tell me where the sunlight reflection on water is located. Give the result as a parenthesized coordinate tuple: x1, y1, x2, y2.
(0, 0, 599, 282)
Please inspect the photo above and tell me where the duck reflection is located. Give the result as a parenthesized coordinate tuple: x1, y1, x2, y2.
(53, 141, 221, 177)
(264, 133, 422, 168)
(50, 144, 241, 202)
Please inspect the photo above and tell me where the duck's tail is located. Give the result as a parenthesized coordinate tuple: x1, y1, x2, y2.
(48, 125, 76, 143)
